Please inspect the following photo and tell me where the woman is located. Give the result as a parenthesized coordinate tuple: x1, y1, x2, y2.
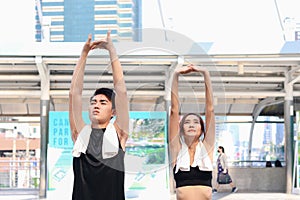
(212, 146, 238, 193)
(169, 64, 215, 200)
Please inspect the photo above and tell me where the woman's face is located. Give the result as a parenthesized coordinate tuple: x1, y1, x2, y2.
(183, 114, 202, 138)
(218, 147, 223, 153)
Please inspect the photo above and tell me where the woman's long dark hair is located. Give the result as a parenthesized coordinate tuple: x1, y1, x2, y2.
(218, 146, 225, 153)
(179, 113, 205, 140)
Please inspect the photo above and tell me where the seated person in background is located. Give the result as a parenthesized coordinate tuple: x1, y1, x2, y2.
(266, 161, 272, 167)
(275, 159, 282, 167)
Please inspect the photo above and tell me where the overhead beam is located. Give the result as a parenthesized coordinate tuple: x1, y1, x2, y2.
(0, 75, 287, 83)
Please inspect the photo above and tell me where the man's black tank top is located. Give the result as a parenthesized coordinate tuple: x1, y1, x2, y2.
(72, 128, 125, 200)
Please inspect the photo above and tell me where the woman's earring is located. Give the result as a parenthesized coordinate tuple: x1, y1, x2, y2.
(200, 133, 204, 141)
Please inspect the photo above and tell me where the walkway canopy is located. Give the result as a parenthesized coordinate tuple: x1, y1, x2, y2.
(0, 39, 300, 118)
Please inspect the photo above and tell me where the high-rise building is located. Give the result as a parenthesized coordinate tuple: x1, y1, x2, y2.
(263, 117, 272, 145)
(276, 123, 284, 145)
(35, 0, 142, 42)
(283, 17, 300, 41)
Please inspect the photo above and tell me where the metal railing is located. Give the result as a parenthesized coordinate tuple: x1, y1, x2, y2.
(0, 158, 285, 190)
(0, 159, 40, 189)
(229, 160, 285, 167)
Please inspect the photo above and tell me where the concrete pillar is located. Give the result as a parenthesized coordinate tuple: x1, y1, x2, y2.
(284, 100, 293, 194)
(36, 56, 50, 198)
(39, 100, 49, 197)
(284, 70, 294, 194)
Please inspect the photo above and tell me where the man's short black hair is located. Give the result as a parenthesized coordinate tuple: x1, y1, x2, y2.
(90, 88, 115, 109)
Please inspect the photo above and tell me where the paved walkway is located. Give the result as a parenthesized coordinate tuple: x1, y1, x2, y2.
(0, 189, 300, 200)
(211, 192, 300, 200)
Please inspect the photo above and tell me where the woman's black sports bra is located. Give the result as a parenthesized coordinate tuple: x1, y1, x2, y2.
(173, 165, 212, 188)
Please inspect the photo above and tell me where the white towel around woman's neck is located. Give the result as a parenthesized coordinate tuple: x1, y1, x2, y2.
(175, 139, 213, 173)
(72, 123, 119, 159)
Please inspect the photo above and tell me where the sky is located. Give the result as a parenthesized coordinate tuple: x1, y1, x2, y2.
(142, 0, 300, 53)
(0, 0, 35, 43)
(0, 0, 300, 47)
(143, 0, 300, 43)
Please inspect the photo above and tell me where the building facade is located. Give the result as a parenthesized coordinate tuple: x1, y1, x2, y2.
(283, 17, 300, 41)
(35, 0, 142, 42)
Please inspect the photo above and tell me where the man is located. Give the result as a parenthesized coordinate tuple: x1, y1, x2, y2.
(69, 31, 129, 200)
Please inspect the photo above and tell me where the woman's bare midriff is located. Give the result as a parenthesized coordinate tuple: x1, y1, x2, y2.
(176, 185, 212, 200)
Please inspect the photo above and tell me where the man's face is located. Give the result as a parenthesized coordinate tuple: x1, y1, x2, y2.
(88, 94, 114, 124)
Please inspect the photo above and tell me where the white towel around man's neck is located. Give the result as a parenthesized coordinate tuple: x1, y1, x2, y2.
(72, 123, 119, 159)
(175, 139, 213, 173)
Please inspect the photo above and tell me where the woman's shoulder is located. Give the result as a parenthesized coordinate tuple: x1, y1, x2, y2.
(220, 153, 227, 158)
